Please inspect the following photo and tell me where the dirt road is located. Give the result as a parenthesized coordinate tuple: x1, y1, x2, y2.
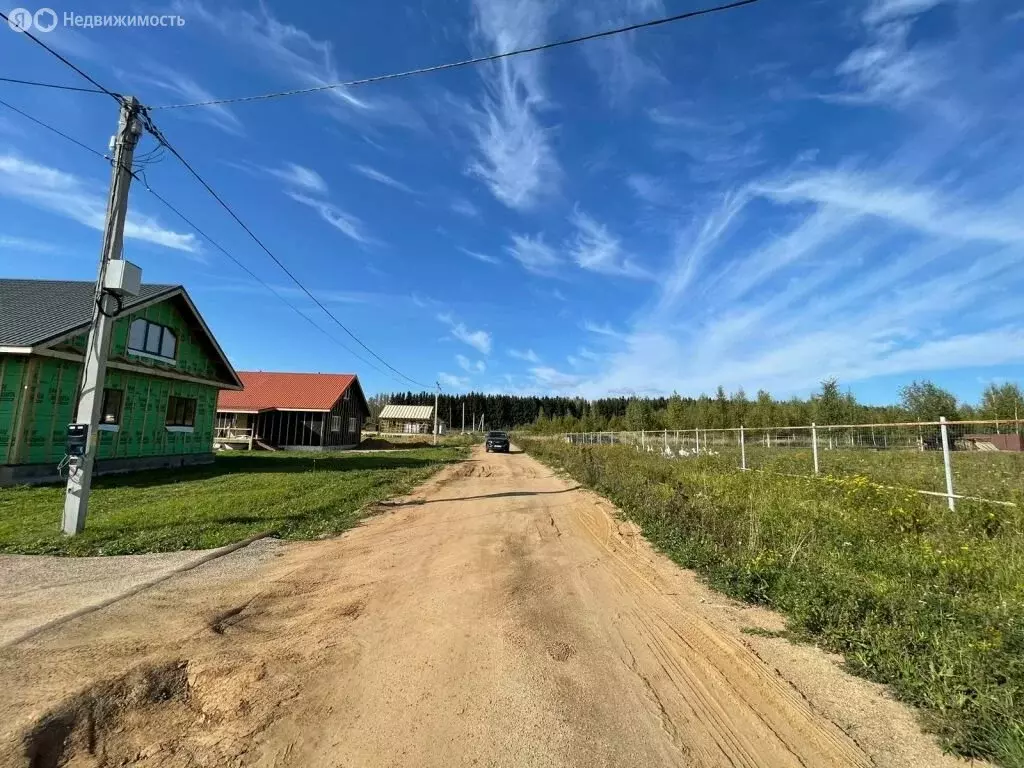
(0, 448, 973, 767)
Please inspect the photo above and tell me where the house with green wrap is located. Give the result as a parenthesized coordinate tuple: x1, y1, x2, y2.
(0, 279, 243, 485)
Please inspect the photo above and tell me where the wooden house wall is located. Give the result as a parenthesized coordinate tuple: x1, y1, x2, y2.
(0, 353, 218, 465)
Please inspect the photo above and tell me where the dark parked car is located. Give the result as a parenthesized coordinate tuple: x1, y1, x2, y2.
(485, 430, 510, 453)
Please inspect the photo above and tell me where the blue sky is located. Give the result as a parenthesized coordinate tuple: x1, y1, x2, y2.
(1, 0, 1022, 403)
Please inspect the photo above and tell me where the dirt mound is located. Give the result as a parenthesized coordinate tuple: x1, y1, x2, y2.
(357, 438, 433, 450)
(22, 661, 190, 768)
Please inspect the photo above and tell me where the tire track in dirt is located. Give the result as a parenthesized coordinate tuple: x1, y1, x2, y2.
(0, 447, 984, 767)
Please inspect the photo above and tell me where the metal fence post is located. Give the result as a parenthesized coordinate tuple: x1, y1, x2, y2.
(641, 430, 646, 451)
(694, 428, 700, 456)
(940, 416, 955, 511)
(663, 429, 668, 451)
(811, 422, 820, 474)
(739, 425, 746, 470)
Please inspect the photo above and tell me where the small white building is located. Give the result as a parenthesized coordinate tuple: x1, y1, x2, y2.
(378, 404, 436, 435)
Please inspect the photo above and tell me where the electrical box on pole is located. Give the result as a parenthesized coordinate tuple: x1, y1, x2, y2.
(62, 96, 143, 536)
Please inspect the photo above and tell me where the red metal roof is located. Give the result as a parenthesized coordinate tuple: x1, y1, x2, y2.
(217, 371, 358, 412)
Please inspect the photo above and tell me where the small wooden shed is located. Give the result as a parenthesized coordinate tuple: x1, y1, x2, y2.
(378, 404, 435, 435)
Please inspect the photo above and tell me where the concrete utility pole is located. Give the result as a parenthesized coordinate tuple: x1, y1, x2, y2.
(63, 97, 142, 536)
(461, 402, 465, 434)
(433, 383, 440, 446)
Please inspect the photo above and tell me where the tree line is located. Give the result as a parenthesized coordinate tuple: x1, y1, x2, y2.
(370, 380, 1024, 434)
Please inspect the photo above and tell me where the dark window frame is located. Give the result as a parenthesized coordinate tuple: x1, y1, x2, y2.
(127, 318, 177, 362)
(165, 395, 197, 427)
(100, 388, 123, 425)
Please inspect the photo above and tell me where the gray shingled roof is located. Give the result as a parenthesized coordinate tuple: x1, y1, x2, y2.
(0, 279, 178, 347)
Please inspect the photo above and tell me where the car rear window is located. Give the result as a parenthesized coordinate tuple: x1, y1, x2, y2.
(487, 432, 507, 438)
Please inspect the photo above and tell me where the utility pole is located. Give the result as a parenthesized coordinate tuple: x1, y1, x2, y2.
(433, 383, 440, 446)
(462, 401, 465, 434)
(63, 96, 142, 535)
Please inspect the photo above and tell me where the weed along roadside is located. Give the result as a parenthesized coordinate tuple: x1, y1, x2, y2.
(520, 438, 1024, 766)
(0, 447, 467, 557)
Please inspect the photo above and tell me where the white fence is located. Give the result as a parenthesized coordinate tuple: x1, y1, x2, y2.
(564, 419, 1024, 509)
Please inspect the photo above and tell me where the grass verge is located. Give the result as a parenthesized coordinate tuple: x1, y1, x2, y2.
(0, 447, 466, 557)
(521, 438, 1024, 766)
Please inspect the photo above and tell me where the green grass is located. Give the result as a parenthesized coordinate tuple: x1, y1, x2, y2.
(624, 436, 1024, 501)
(0, 447, 466, 557)
(734, 446, 1023, 500)
(522, 438, 1024, 766)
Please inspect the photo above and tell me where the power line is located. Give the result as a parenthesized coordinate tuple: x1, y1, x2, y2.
(0, 10, 436, 389)
(0, 96, 110, 160)
(130, 172, 408, 384)
(0, 75, 108, 95)
(0, 97, 421, 387)
(148, 0, 760, 111)
(0, 10, 122, 102)
(139, 111, 433, 389)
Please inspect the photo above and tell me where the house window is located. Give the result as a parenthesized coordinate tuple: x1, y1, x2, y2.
(166, 396, 196, 427)
(348, 417, 358, 434)
(100, 388, 123, 425)
(331, 415, 341, 432)
(128, 318, 177, 361)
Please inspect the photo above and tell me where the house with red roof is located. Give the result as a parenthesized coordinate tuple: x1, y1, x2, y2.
(216, 371, 369, 450)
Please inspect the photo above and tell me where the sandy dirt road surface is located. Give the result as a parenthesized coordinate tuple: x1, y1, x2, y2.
(0, 447, 976, 767)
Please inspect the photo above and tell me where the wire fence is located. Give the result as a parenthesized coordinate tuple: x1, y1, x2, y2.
(563, 419, 1024, 508)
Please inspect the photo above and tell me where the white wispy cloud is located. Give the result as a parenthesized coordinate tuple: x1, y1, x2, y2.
(131, 65, 244, 136)
(862, 0, 950, 25)
(568, 208, 652, 279)
(456, 354, 487, 373)
(578, 166, 1024, 398)
(0, 235, 59, 253)
(352, 164, 416, 194)
(466, 0, 559, 210)
(576, 0, 665, 103)
(0, 154, 198, 254)
(438, 313, 492, 354)
(626, 173, 673, 206)
(439, 372, 470, 389)
(459, 247, 500, 265)
(647, 105, 763, 181)
(263, 162, 328, 194)
(506, 233, 560, 275)
(175, 0, 421, 129)
(582, 321, 623, 338)
(836, 20, 943, 106)
(451, 198, 481, 217)
(531, 366, 582, 391)
(286, 191, 370, 244)
(509, 348, 540, 363)
(657, 189, 749, 313)
(835, 0, 958, 108)
(753, 169, 1024, 246)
